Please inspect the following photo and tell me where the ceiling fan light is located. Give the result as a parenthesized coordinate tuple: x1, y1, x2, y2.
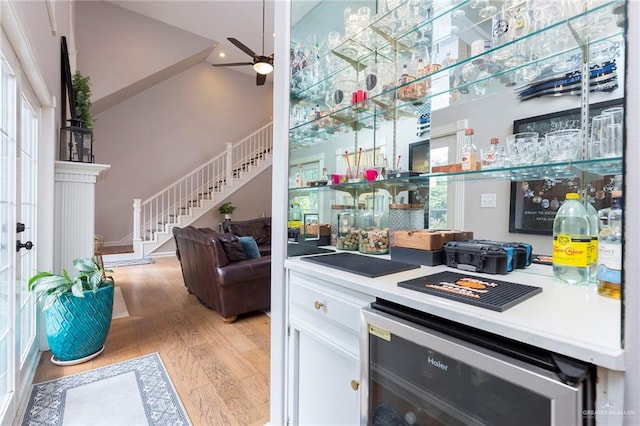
(253, 61, 273, 75)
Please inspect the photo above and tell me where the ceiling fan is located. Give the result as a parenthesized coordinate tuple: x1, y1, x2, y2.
(212, 0, 274, 86)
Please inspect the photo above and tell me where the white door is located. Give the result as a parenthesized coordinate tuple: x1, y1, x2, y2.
(0, 51, 18, 422)
(0, 40, 39, 426)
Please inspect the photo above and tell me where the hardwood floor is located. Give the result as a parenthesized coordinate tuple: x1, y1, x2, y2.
(31, 256, 271, 426)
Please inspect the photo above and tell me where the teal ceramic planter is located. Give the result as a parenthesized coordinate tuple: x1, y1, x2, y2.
(45, 283, 114, 363)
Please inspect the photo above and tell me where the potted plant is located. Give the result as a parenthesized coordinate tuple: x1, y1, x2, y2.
(28, 257, 114, 365)
(218, 202, 236, 221)
(72, 70, 94, 129)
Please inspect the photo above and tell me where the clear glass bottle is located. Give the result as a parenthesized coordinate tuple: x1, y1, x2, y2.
(482, 137, 499, 168)
(461, 128, 478, 171)
(295, 163, 304, 187)
(359, 195, 389, 255)
(320, 167, 329, 184)
(585, 200, 599, 283)
(552, 193, 591, 285)
(598, 191, 622, 299)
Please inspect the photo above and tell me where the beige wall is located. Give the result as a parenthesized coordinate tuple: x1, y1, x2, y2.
(92, 63, 273, 244)
(75, 1, 214, 102)
(10, 0, 71, 129)
(72, 1, 274, 244)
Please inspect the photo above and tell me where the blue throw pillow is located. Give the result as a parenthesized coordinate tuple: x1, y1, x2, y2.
(238, 236, 261, 259)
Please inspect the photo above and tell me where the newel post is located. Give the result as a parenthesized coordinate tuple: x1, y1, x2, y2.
(226, 142, 234, 187)
(133, 198, 141, 242)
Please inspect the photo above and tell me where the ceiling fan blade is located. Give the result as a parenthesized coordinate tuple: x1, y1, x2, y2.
(228, 37, 257, 58)
(212, 62, 253, 67)
(256, 73, 266, 86)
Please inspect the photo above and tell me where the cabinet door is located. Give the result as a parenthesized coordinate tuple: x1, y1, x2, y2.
(289, 325, 360, 425)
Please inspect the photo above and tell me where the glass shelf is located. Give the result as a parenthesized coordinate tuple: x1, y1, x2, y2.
(288, 157, 622, 193)
(289, 0, 624, 145)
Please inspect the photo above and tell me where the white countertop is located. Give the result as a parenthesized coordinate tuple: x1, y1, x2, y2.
(285, 254, 624, 371)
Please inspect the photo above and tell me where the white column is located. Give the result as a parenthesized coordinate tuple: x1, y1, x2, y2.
(133, 198, 142, 242)
(53, 161, 110, 274)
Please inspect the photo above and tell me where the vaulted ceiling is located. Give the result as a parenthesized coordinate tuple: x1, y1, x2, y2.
(107, 0, 276, 76)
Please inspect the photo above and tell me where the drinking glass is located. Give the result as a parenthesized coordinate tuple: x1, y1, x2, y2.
(589, 114, 608, 159)
(602, 107, 624, 157)
(545, 129, 581, 162)
(602, 106, 623, 127)
(603, 122, 623, 157)
(506, 132, 539, 166)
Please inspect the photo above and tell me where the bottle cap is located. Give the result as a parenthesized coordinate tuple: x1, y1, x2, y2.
(490, 137, 499, 144)
(566, 193, 580, 200)
(465, 128, 474, 135)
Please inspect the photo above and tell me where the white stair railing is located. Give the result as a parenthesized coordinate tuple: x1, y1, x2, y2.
(133, 122, 272, 244)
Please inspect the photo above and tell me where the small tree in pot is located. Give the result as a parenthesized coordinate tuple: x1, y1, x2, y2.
(218, 202, 236, 221)
(29, 257, 114, 365)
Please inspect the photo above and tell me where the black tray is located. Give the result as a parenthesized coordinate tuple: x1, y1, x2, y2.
(398, 271, 542, 312)
(301, 252, 420, 278)
(287, 243, 335, 257)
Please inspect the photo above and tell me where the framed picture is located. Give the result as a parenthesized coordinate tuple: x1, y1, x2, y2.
(512, 98, 623, 135)
(408, 139, 430, 173)
(508, 98, 623, 235)
(509, 176, 617, 235)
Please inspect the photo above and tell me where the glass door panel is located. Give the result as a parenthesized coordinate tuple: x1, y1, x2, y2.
(0, 52, 16, 421)
(18, 95, 37, 364)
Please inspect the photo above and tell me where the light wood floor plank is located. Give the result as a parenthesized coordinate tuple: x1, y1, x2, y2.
(30, 256, 271, 424)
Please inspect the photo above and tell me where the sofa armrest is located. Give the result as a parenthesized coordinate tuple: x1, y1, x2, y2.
(215, 256, 271, 287)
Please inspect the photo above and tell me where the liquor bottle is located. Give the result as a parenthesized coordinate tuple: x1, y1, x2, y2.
(321, 167, 329, 184)
(295, 164, 304, 187)
(461, 128, 478, 171)
(598, 191, 622, 299)
(482, 137, 499, 168)
(552, 193, 590, 285)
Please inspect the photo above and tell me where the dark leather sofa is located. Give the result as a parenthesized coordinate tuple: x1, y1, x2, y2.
(172, 226, 271, 323)
(221, 217, 271, 255)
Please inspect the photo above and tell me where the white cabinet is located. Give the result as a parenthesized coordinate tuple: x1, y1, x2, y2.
(287, 270, 374, 425)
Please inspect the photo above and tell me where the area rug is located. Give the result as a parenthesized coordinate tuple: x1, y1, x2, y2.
(22, 353, 191, 426)
(112, 286, 130, 319)
(104, 258, 155, 268)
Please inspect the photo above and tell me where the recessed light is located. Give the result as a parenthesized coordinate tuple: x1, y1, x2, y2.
(219, 52, 226, 58)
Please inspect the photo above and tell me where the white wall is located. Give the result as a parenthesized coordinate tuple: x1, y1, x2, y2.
(92, 63, 273, 244)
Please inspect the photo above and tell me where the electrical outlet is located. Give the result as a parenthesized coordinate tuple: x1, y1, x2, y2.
(480, 193, 497, 208)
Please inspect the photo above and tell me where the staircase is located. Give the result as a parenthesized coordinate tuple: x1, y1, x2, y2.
(105, 123, 272, 261)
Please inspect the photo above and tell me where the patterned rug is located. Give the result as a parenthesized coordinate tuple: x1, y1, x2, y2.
(103, 258, 155, 268)
(22, 353, 191, 425)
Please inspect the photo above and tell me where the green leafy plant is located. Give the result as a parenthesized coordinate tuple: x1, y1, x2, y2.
(28, 257, 113, 311)
(72, 71, 94, 129)
(218, 202, 236, 215)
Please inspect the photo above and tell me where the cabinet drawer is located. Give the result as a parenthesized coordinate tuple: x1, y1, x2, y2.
(289, 271, 374, 333)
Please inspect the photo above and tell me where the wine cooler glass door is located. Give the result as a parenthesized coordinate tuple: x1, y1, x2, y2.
(360, 306, 593, 426)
